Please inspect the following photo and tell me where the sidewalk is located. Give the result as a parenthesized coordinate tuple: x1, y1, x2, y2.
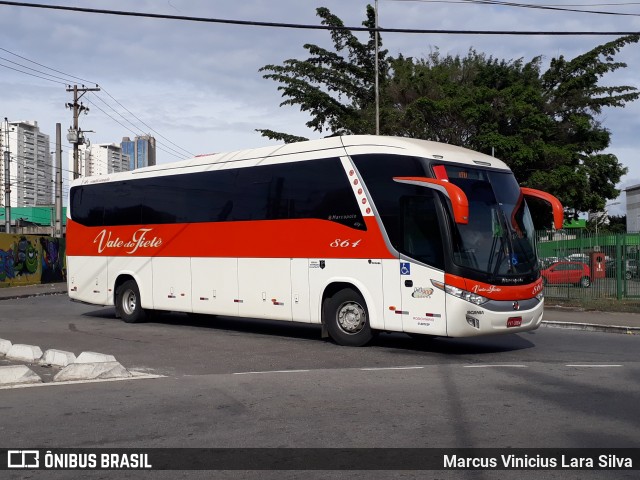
(1, 282, 639, 334)
(0, 282, 68, 300)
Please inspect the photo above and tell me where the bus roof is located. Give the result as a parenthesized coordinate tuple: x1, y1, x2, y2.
(71, 135, 509, 188)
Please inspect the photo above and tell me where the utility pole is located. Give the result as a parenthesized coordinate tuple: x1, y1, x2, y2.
(66, 84, 100, 179)
(374, 0, 380, 135)
(2, 118, 10, 234)
(55, 123, 63, 238)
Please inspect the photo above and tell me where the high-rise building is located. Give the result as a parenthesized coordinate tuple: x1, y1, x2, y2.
(68, 143, 130, 184)
(0, 120, 53, 207)
(121, 135, 156, 170)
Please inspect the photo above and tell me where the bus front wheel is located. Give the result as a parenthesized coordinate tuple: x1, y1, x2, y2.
(323, 288, 373, 347)
(116, 280, 147, 323)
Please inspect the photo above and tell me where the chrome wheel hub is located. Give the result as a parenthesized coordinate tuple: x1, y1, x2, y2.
(337, 301, 366, 334)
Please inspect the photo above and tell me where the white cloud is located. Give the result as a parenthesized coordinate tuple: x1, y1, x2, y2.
(1, 0, 639, 211)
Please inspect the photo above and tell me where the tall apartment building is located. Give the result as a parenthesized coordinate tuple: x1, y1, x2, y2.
(121, 135, 156, 170)
(0, 120, 53, 207)
(68, 143, 130, 184)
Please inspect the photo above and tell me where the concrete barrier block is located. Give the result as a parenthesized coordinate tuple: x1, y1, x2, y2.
(0, 365, 42, 386)
(6, 344, 43, 363)
(40, 349, 76, 367)
(75, 352, 117, 364)
(53, 361, 132, 382)
(0, 339, 11, 356)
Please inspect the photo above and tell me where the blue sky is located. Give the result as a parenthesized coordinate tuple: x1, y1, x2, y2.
(1, 0, 639, 215)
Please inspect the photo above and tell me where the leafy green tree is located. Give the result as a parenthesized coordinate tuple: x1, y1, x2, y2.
(258, 5, 388, 142)
(259, 6, 638, 218)
(587, 214, 627, 234)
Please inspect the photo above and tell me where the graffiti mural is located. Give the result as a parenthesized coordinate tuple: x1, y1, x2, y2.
(0, 233, 66, 286)
(40, 237, 65, 283)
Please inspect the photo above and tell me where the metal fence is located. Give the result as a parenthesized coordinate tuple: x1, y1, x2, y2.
(536, 230, 640, 301)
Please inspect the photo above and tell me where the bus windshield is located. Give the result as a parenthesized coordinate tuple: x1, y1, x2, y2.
(441, 165, 537, 279)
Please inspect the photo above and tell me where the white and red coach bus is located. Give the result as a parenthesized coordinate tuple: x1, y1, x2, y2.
(67, 135, 563, 346)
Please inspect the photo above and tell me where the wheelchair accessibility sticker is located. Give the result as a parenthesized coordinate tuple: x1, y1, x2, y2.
(400, 263, 411, 275)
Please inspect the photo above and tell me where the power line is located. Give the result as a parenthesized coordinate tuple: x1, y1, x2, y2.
(390, 0, 640, 16)
(1, 0, 640, 33)
(458, 0, 640, 16)
(84, 96, 188, 161)
(0, 54, 73, 83)
(0, 47, 94, 85)
(0, 61, 66, 85)
(0, 47, 193, 160)
(100, 88, 194, 157)
(87, 92, 191, 159)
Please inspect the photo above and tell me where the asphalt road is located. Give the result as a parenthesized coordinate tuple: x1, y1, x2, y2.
(1, 295, 639, 480)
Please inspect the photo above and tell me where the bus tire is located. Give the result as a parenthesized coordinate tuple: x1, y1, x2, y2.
(116, 280, 147, 323)
(323, 288, 373, 347)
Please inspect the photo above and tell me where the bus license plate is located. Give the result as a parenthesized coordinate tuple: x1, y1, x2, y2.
(507, 317, 522, 328)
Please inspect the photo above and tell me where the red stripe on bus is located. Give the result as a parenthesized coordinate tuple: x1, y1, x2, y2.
(445, 273, 543, 301)
(66, 217, 394, 259)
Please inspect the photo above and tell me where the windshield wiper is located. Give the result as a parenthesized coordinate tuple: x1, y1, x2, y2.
(488, 206, 516, 276)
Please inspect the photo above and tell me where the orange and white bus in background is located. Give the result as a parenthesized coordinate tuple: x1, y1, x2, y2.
(67, 135, 563, 346)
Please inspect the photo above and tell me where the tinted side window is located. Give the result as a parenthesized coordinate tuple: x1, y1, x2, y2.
(103, 182, 141, 226)
(352, 154, 430, 250)
(70, 184, 104, 226)
(400, 194, 445, 270)
(70, 158, 364, 229)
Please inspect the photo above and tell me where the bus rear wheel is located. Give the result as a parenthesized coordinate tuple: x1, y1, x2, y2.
(116, 280, 147, 323)
(324, 288, 373, 347)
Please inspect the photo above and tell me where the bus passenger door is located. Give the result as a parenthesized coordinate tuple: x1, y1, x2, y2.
(398, 195, 447, 336)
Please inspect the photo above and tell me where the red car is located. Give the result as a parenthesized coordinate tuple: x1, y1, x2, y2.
(541, 261, 591, 288)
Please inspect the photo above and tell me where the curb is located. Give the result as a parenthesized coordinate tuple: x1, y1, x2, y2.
(0, 284, 67, 301)
(6, 344, 43, 363)
(40, 349, 76, 367)
(0, 365, 42, 386)
(53, 361, 132, 382)
(0, 338, 11, 355)
(1, 340, 136, 385)
(541, 321, 640, 335)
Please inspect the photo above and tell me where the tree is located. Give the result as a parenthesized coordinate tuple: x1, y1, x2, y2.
(384, 38, 638, 217)
(259, 6, 638, 217)
(257, 5, 388, 142)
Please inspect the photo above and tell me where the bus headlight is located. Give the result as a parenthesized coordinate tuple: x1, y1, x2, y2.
(431, 280, 489, 305)
(536, 291, 544, 302)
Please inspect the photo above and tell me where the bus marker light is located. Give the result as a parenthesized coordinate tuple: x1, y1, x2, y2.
(389, 306, 396, 311)
(507, 317, 522, 328)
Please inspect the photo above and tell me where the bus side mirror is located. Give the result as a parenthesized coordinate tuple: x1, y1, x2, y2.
(393, 177, 469, 224)
(521, 187, 564, 230)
